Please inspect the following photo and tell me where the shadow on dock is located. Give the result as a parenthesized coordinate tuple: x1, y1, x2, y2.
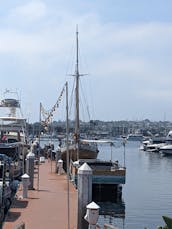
(5, 212, 21, 222)
(98, 201, 125, 229)
(11, 199, 28, 209)
(36, 189, 50, 192)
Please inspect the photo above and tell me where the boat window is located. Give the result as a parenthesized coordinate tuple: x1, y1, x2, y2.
(7, 138, 18, 143)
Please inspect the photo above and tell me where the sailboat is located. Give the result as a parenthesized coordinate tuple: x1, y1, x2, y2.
(60, 28, 99, 167)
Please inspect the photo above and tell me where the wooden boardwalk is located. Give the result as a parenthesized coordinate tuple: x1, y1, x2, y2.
(3, 160, 77, 229)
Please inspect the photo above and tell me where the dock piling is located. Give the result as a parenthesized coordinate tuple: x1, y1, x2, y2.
(77, 163, 92, 229)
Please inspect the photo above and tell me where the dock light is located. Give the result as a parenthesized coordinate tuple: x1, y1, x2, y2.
(84, 201, 100, 228)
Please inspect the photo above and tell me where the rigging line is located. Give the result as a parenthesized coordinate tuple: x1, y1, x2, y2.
(68, 77, 75, 118)
(88, 76, 95, 120)
(41, 84, 66, 125)
(77, 31, 88, 76)
(81, 71, 96, 121)
(80, 79, 91, 121)
(79, 91, 86, 122)
(65, 34, 76, 82)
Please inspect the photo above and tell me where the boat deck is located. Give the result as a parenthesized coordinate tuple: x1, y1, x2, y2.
(3, 160, 77, 229)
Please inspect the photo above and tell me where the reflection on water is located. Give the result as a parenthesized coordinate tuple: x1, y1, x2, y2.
(93, 141, 126, 228)
(98, 201, 125, 229)
(98, 141, 172, 229)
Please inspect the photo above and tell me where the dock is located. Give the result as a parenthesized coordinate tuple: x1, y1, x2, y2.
(3, 160, 77, 229)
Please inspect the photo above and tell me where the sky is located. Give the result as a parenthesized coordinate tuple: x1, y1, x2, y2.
(0, 0, 172, 122)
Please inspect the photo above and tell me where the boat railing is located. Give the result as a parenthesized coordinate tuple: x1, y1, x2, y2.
(103, 224, 119, 229)
(80, 143, 98, 151)
(70, 159, 126, 173)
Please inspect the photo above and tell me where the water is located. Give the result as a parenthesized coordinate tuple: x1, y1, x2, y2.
(97, 141, 172, 229)
(41, 139, 172, 229)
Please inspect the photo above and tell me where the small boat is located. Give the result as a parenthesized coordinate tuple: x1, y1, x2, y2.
(146, 143, 165, 152)
(127, 134, 143, 141)
(70, 156, 126, 202)
(141, 131, 172, 153)
(141, 134, 167, 152)
(165, 130, 172, 144)
(140, 139, 151, 151)
(159, 144, 172, 155)
(70, 159, 126, 186)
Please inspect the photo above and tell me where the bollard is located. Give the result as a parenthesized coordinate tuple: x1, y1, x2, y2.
(21, 174, 30, 198)
(84, 201, 100, 229)
(57, 159, 63, 175)
(26, 151, 35, 189)
(78, 163, 92, 229)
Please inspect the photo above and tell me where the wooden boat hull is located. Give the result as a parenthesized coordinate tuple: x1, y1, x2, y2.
(60, 144, 99, 162)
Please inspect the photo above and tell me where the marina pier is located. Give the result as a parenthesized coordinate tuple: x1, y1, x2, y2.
(3, 160, 77, 229)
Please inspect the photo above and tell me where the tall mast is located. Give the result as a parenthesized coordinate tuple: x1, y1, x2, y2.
(75, 26, 80, 143)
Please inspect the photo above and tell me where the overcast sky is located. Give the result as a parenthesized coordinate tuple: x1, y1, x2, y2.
(0, 0, 172, 122)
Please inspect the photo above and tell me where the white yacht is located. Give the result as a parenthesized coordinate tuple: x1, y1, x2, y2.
(127, 133, 143, 141)
(0, 90, 28, 179)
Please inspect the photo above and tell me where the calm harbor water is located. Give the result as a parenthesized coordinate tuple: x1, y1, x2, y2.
(97, 141, 172, 229)
(41, 139, 172, 229)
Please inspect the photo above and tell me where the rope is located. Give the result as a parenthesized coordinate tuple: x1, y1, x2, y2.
(41, 83, 66, 126)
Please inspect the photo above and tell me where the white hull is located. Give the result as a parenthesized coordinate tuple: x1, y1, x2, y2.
(146, 143, 165, 152)
(160, 144, 172, 155)
(0, 92, 28, 180)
